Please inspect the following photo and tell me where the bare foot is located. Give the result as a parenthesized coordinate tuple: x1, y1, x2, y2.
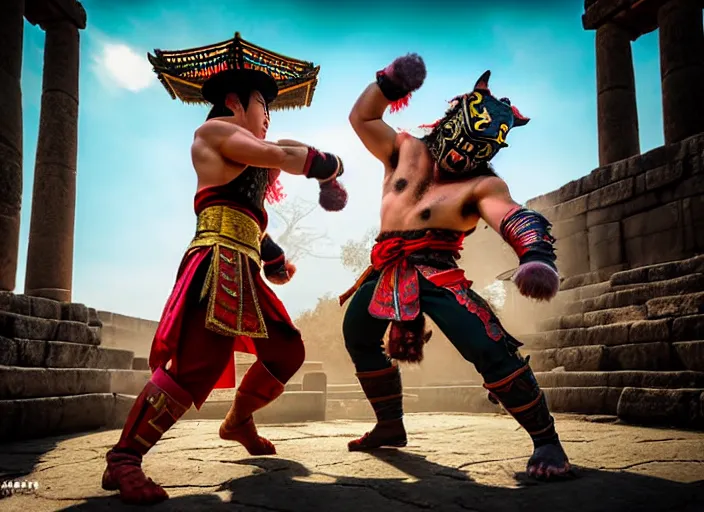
(526, 443, 574, 480)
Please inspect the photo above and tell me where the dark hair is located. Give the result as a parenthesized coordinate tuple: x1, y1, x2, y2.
(205, 89, 252, 120)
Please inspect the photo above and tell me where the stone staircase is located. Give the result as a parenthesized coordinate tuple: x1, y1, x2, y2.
(0, 292, 148, 441)
(520, 254, 704, 428)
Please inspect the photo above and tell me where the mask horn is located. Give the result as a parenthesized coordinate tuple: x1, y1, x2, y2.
(474, 70, 491, 92)
(512, 105, 530, 127)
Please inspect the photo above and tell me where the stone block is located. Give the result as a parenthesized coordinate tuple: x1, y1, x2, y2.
(584, 323, 630, 346)
(544, 386, 622, 415)
(588, 221, 623, 271)
(673, 341, 704, 372)
(555, 230, 590, 277)
(587, 178, 634, 210)
(562, 313, 586, 329)
(647, 255, 704, 281)
(683, 195, 704, 253)
(0, 336, 134, 369)
(0, 292, 62, 320)
(302, 371, 328, 393)
(647, 292, 704, 319)
(538, 370, 704, 389)
(583, 306, 646, 327)
(552, 195, 589, 221)
(646, 162, 684, 190)
(624, 204, 685, 268)
(611, 267, 648, 286)
(629, 319, 671, 344)
(660, 174, 704, 203)
(606, 342, 671, 371)
(60, 302, 89, 323)
(526, 179, 583, 212)
(551, 214, 586, 239)
(555, 345, 607, 371)
(560, 266, 624, 290)
(0, 311, 97, 345)
(0, 366, 112, 399)
(623, 201, 681, 239)
(0, 394, 117, 441)
(639, 144, 668, 171)
(617, 387, 704, 429)
(672, 315, 704, 342)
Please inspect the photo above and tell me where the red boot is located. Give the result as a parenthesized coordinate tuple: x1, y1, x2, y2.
(219, 360, 285, 455)
(102, 367, 193, 505)
(348, 365, 407, 451)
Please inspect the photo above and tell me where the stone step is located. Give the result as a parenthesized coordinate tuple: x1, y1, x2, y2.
(617, 387, 704, 430)
(561, 273, 704, 317)
(327, 390, 419, 400)
(559, 265, 626, 291)
(327, 384, 361, 392)
(0, 393, 126, 441)
(0, 310, 99, 345)
(0, 366, 152, 399)
(544, 387, 623, 416)
(535, 370, 704, 389)
(673, 341, 704, 372)
(530, 342, 676, 372)
(539, 289, 704, 332)
(526, 319, 670, 350)
(610, 254, 704, 287)
(183, 390, 326, 423)
(132, 357, 149, 370)
(326, 394, 423, 421)
(0, 336, 134, 370)
(0, 291, 102, 326)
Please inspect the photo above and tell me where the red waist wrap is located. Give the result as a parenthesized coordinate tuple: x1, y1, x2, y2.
(339, 231, 466, 321)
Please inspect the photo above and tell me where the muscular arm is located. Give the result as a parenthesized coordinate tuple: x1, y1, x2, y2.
(474, 177, 520, 234)
(348, 83, 397, 167)
(476, 177, 559, 300)
(199, 121, 310, 175)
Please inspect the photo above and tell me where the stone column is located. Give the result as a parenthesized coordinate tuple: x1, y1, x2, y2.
(658, 0, 704, 144)
(0, 0, 25, 292)
(24, 19, 80, 302)
(595, 22, 641, 166)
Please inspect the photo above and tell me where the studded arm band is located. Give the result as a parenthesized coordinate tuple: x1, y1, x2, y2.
(500, 207, 557, 271)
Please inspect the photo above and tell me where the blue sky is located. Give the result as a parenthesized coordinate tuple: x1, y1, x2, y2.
(15, 0, 664, 320)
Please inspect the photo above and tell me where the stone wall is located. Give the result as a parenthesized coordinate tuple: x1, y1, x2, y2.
(97, 311, 158, 358)
(462, 133, 704, 288)
(527, 133, 704, 276)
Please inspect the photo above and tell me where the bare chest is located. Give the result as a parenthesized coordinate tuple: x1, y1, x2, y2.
(382, 137, 481, 226)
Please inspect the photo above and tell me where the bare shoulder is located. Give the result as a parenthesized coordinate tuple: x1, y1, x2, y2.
(193, 119, 232, 143)
(472, 175, 511, 200)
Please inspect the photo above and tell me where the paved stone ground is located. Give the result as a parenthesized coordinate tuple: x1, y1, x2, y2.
(1, 413, 703, 511)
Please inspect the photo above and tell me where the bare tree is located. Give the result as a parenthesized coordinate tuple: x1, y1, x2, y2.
(267, 197, 339, 262)
(340, 226, 378, 274)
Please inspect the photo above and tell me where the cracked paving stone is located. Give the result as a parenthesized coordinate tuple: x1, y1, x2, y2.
(0, 413, 703, 512)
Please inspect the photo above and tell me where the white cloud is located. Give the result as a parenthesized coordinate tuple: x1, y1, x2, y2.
(93, 42, 154, 92)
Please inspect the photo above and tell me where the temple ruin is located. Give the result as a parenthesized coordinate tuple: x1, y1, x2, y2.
(0, 0, 703, 441)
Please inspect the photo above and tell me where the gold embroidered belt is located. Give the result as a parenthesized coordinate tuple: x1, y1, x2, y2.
(187, 205, 268, 338)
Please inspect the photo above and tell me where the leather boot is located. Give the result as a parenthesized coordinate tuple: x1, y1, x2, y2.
(102, 367, 193, 505)
(348, 364, 407, 451)
(219, 359, 285, 455)
(484, 364, 571, 478)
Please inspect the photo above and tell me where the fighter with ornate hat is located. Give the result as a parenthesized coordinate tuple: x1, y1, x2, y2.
(340, 54, 572, 480)
(101, 66, 348, 505)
